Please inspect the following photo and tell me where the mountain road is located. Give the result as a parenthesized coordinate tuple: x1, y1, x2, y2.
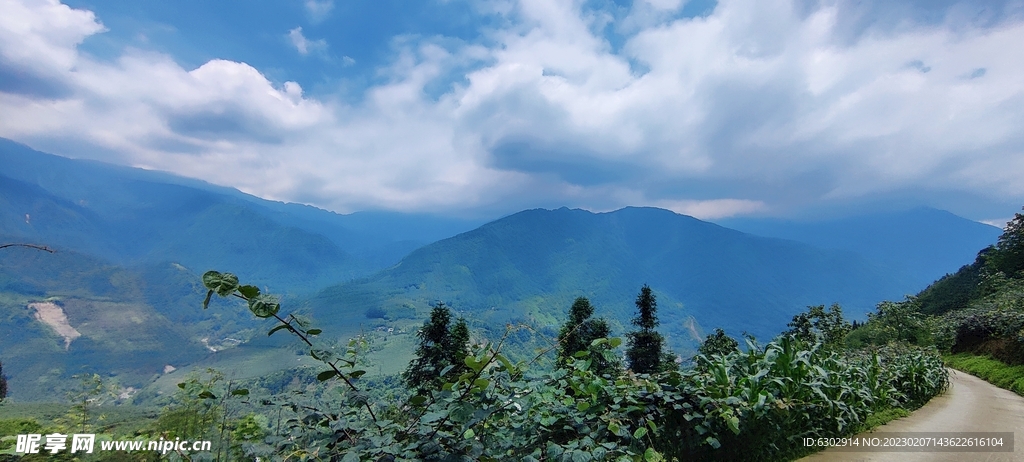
(801, 368, 1024, 462)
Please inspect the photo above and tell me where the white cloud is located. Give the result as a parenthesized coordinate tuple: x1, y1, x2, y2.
(287, 26, 327, 55)
(1, 0, 1023, 218)
(656, 199, 767, 220)
(0, 0, 105, 96)
(304, 0, 333, 23)
(981, 218, 1011, 228)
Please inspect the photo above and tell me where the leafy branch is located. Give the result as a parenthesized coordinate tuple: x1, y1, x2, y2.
(200, 270, 382, 434)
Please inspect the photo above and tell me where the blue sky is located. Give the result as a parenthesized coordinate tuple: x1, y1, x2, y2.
(1, 0, 1022, 223)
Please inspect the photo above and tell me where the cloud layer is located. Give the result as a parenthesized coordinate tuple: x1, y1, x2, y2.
(1, 0, 1022, 220)
(287, 27, 327, 55)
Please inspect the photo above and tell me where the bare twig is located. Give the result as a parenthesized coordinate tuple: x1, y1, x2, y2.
(0, 243, 54, 253)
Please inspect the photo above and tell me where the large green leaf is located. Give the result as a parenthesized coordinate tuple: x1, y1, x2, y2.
(247, 294, 280, 318)
(202, 270, 239, 296)
(317, 370, 339, 381)
(237, 284, 260, 299)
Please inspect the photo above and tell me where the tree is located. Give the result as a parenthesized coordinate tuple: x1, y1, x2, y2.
(784, 304, 851, 347)
(869, 299, 926, 344)
(64, 373, 114, 433)
(557, 297, 618, 376)
(987, 207, 1024, 278)
(0, 361, 7, 403)
(448, 317, 470, 368)
(626, 285, 665, 374)
(697, 328, 739, 358)
(403, 302, 470, 392)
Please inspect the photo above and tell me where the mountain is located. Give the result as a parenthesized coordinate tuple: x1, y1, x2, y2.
(717, 208, 1001, 289)
(0, 138, 483, 400)
(0, 138, 482, 292)
(309, 207, 920, 346)
(0, 243, 215, 401)
(1, 138, 1004, 398)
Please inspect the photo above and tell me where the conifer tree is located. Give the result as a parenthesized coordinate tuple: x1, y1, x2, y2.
(447, 318, 470, 367)
(0, 361, 7, 402)
(626, 285, 665, 374)
(403, 302, 470, 392)
(557, 297, 618, 376)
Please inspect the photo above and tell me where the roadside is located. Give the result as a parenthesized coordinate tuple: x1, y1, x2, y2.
(801, 368, 1024, 462)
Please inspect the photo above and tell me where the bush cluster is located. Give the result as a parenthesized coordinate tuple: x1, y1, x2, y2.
(193, 271, 949, 461)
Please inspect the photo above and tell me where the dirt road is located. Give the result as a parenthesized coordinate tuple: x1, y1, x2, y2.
(801, 369, 1024, 462)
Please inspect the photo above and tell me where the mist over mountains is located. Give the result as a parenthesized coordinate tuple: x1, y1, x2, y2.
(0, 138, 1002, 399)
(719, 209, 1001, 290)
(0, 138, 481, 292)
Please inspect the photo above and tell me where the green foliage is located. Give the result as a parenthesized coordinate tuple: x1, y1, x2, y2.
(0, 361, 7, 403)
(156, 369, 225, 440)
(0, 419, 43, 451)
(190, 271, 950, 462)
(933, 307, 1024, 364)
(627, 285, 666, 374)
(230, 413, 269, 458)
(365, 306, 387, 319)
(784, 304, 852, 347)
(916, 255, 986, 315)
(61, 374, 116, 434)
(849, 298, 930, 347)
(557, 297, 620, 376)
(944, 353, 1024, 396)
(697, 328, 739, 358)
(860, 407, 910, 429)
(403, 302, 471, 392)
(986, 208, 1024, 279)
(918, 241, 1024, 361)
(663, 340, 948, 460)
(631, 285, 659, 331)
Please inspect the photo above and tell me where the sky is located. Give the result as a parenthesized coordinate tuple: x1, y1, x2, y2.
(1, 0, 1022, 223)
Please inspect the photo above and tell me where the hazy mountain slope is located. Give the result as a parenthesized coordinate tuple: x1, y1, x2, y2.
(310, 207, 917, 344)
(1, 139, 460, 292)
(0, 137, 483, 266)
(718, 208, 1001, 288)
(0, 173, 114, 257)
(247, 205, 486, 268)
(0, 243, 214, 401)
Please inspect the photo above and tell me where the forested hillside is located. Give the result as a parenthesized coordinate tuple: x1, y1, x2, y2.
(311, 207, 921, 344)
(844, 207, 1024, 394)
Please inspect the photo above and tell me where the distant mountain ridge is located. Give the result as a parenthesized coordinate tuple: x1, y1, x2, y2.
(0, 138, 482, 399)
(0, 138, 482, 291)
(717, 208, 1001, 289)
(0, 243, 212, 400)
(310, 207, 925, 344)
(0, 138, 1003, 400)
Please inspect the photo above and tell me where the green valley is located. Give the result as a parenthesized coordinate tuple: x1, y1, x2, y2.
(0, 141, 1013, 461)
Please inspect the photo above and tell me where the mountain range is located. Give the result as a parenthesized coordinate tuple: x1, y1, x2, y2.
(0, 138, 482, 292)
(0, 138, 1002, 400)
(309, 206, 946, 346)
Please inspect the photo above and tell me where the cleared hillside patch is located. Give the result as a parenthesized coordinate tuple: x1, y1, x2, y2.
(27, 301, 80, 350)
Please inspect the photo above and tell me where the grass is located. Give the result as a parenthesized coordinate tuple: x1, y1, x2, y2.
(0, 402, 162, 438)
(944, 352, 1024, 396)
(788, 406, 912, 461)
(856, 407, 911, 432)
